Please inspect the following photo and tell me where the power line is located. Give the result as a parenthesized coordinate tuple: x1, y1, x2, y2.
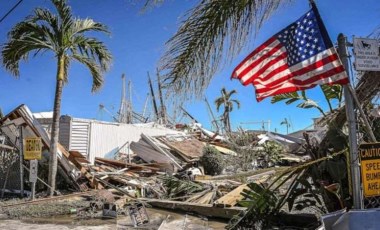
(0, 0, 24, 24)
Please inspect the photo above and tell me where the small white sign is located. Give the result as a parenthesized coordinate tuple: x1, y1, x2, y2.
(29, 159, 38, 183)
(353, 37, 380, 71)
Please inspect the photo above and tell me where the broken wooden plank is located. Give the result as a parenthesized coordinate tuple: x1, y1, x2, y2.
(158, 136, 204, 160)
(0, 191, 95, 208)
(141, 198, 246, 219)
(67, 151, 103, 190)
(0, 144, 16, 151)
(214, 184, 248, 206)
(207, 143, 237, 156)
(210, 167, 286, 180)
(141, 134, 182, 169)
(95, 157, 161, 171)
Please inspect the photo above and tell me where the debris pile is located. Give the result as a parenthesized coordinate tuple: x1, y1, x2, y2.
(0, 104, 310, 229)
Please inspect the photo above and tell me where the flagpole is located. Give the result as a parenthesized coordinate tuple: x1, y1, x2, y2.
(337, 33, 363, 209)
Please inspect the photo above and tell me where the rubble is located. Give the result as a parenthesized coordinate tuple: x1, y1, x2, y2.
(0, 104, 313, 228)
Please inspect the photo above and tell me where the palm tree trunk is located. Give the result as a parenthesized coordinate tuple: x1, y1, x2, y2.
(48, 56, 65, 196)
(226, 114, 231, 133)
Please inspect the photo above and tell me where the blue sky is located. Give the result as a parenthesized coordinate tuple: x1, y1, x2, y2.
(0, 0, 379, 134)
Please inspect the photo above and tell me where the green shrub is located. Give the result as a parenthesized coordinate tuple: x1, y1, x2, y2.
(200, 145, 224, 175)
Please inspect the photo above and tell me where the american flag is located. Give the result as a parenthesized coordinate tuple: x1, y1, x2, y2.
(231, 8, 349, 102)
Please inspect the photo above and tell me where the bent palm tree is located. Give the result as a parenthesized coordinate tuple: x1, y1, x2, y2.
(1, 0, 112, 195)
(214, 87, 240, 133)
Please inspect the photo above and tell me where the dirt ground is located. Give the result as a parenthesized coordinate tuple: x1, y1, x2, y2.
(0, 208, 227, 230)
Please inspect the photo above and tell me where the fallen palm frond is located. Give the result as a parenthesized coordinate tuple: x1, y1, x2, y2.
(227, 148, 347, 230)
(160, 175, 205, 199)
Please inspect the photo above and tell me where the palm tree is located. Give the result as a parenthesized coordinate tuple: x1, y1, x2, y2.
(159, 0, 291, 99)
(214, 87, 240, 133)
(1, 0, 112, 196)
(280, 118, 291, 134)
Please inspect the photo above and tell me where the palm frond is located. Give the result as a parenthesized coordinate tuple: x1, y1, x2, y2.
(72, 54, 103, 92)
(231, 99, 241, 109)
(52, 0, 74, 32)
(271, 92, 300, 103)
(160, 0, 292, 99)
(70, 18, 110, 37)
(73, 36, 112, 71)
(2, 38, 51, 76)
(214, 97, 224, 111)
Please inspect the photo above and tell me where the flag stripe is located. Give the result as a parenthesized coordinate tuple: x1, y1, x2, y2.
(240, 47, 286, 84)
(255, 73, 348, 101)
(241, 52, 287, 84)
(252, 50, 342, 89)
(232, 37, 278, 77)
(243, 64, 289, 86)
(255, 61, 345, 91)
(256, 66, 346, 93)
(237, 41, 283, 80)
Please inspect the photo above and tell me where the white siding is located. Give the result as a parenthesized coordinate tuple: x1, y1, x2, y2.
(58, 116, 183, 164)
(70, 119, 90, 157)
(88, 122, 183, 164)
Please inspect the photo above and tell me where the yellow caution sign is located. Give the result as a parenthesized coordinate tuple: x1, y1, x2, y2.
(24, 137, 42, 160)
(359, 143, 380, 197)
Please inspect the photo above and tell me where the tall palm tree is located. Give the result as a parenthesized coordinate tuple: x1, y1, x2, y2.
(280, 118, 291, 134)
(1, 0, 112, 196)
(159, 0, 291, 99)
(214, 87, 240, 133)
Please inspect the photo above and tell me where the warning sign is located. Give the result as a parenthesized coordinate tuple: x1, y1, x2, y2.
(359, 143, 380, 197)
(24, 137, 42, 160)
(353, 37, 380, 71)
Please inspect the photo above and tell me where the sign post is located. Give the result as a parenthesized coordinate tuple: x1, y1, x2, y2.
(353, 37, 380, 71)
(338, 33, 363, 209)
(29, 159, 38, 200)
(24, 137, 42, 200)
(359, 143, 380, 197)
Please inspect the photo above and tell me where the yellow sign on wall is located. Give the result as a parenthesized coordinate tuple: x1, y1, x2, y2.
(24, 137, 42, 160)
(359, 143, 380, 197)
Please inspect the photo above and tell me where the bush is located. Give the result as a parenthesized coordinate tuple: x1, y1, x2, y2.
(200, 145, 224, 175)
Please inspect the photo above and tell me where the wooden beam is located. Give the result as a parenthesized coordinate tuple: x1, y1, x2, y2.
(141, 198, 246, 219)
(141, 134, 182, 169)
(214, 184, 248, 206)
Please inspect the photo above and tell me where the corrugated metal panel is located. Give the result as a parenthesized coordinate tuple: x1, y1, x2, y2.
(70, 119, 90, 157)
(59, 116, 71, 150)
(88, 122, 183, 164)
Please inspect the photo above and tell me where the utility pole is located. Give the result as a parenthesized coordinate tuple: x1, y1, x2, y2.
(148, 72, 159, 121)
(338, 33, 362, 209)
(204, 97, 220, 133)
(156, 71, 167, 125)
(118, 74, 130, 124)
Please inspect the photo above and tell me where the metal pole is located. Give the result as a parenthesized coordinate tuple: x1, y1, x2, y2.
(337, 33, 362, 209)
(19, 126, 24, 198)
(30, 159, 37, 200)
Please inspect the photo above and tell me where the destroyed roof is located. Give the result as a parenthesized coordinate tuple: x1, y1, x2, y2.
(60, 115, 179, 130)
(0, 104, 82, 188)
(32, 111, 53, 119)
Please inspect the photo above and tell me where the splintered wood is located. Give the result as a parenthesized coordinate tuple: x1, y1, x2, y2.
(215, 184, 249, 207)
